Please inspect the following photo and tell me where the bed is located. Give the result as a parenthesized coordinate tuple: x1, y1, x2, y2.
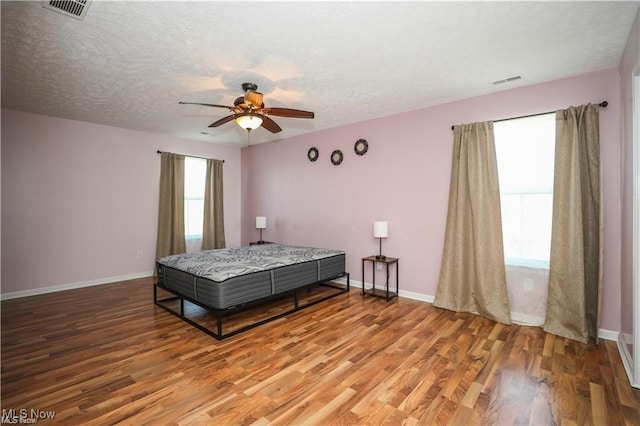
(154, 243, 350, 339)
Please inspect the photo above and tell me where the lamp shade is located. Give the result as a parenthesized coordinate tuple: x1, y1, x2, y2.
(236, 113, 263, 131)
(373, 221, 388, 238)
(256, 216, 267, 229)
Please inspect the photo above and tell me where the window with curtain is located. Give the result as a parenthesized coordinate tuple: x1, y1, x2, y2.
(184, 157, 207, 239)
(494, 113, 555, 268)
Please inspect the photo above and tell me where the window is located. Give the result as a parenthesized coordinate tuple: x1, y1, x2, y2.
(494, 113, 555, 268)
(184, 157, 206, 239)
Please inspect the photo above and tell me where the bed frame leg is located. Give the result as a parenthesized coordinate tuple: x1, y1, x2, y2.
(154, 268, 350, 341)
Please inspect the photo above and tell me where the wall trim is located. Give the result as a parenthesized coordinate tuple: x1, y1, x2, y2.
(618, 333, 640, 387)
(597, 328, 619, 342)
(3, 273, 622, 344)
(0, 271, 154, 300)
(335, 277, 619, 342)
(630, 69, 640, 389)
(335, 278, 435, 303)
(399, 289, 435, 303)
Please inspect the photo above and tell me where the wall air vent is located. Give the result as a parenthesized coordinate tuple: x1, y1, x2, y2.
(42, 0, 91, 20)
(492, 75, 522, 85)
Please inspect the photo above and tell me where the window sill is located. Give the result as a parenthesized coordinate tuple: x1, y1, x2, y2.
(505, 258, 549, 270)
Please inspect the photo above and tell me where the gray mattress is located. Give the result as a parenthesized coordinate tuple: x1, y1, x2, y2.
(156, 244, 346, 310)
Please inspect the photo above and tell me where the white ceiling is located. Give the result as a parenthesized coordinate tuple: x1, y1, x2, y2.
(2, 1, 639, 146)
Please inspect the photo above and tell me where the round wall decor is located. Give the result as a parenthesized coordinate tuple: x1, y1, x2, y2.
(331, 149, 343, 166)
(307, 147, 319, 162)
(354, 138, 369, 156)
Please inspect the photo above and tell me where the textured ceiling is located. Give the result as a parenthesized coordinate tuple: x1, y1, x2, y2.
(2, 1, 639, 146)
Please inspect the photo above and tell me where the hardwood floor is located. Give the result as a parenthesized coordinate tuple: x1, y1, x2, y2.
(2, 277, 639, 425)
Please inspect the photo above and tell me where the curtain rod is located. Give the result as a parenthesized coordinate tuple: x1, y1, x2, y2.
(450, 101, 608, 131)
(156, 150, 224, 163)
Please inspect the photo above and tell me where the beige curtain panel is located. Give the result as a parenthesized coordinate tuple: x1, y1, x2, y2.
(155, 152, 186, 259)
(434, 121, 512, 325)
(544, 104, 602, 344)
(202, 159, 226, 250)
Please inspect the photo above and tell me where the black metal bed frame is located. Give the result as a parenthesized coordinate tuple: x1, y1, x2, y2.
(154, 272, 350, 340)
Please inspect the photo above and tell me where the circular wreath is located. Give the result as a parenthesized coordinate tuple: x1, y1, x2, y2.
(331, 149, 343, 166)
(307, 147, 319, 162)
(354, 139, 369, 156)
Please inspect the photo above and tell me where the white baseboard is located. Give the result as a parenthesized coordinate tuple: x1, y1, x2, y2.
(335, 276, 620, 342)
(14, 273, 619, 344)
(0, 271, 154, 300)
(334, 277, 435, 303)
(617, 333, 636, 387)
(398, 289, 435, 303)
(597, 328, 618, 342)
(333, 276, 359, 287)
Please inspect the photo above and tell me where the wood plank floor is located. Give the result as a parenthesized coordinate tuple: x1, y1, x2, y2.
(2, 277, 639, 425)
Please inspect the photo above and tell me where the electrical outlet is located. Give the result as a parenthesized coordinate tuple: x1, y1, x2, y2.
(136, 250, 143, 259)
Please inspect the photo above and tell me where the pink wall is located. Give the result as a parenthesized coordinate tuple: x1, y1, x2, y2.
(1, 109, 242, 295)
(619, 11, 639, 343)
(1, 68, 626, 333)
(242, 68, 623, 332)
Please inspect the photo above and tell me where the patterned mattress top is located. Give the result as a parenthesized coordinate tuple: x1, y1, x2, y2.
(157, 243, 344, 282)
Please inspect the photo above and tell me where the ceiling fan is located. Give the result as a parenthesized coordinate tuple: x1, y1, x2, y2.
(179, 82, 314, 133)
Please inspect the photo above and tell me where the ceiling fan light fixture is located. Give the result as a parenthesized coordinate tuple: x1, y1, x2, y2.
(235, 113, 263, 131)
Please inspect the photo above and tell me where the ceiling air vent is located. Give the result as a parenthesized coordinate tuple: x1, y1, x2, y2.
(492, 75, 522, 85)
(42, 0, 91, 20)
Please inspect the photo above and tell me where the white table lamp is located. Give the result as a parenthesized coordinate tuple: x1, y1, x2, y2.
(373, 221, 388, 259)
(256, 216, 267, 243)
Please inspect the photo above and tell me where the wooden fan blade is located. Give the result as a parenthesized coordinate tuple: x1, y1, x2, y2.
(260, 107, 314, 119)
(179, 101, 234, 111)
(208, 115, 236, 127)
(261, 115, 282, 133)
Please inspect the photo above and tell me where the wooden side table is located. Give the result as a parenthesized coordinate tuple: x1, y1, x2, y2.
(361, 256, 399, 301)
